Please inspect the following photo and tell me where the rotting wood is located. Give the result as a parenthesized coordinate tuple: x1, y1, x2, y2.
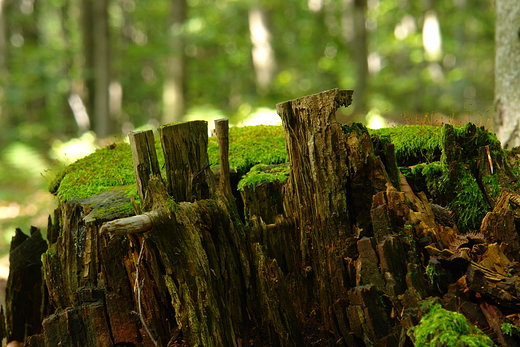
(128, 130, 162, 207)
(214, 118, 233, 200)
(6, 227, 47, 344)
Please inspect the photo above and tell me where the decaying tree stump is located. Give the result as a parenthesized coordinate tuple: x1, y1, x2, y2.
(6, 88, 520, 346)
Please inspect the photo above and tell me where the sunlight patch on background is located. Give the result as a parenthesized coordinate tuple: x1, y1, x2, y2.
(308, 0, 323, 12)
(368, 52, 382, 74)
(3, 142, 49, 178)
(422, 11, 442, 61)
(49, 132, 97, 165)
(394, 15, 416, 40)
(366, 109, 388, 129)
(184, 105, 228, 135)
(238, 107, 281, 127)
(68, 93, 90, 134)
(0, 203, 19, 220)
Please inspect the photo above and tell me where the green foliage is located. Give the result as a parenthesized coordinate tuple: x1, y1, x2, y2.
(0, 0, 495, 143)
(408, 304, 495, 347)
(237, 164, 289, 191)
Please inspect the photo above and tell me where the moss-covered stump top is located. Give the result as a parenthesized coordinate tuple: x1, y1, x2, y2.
(49, 125, 287, 205)
(49, 122, 516, 231)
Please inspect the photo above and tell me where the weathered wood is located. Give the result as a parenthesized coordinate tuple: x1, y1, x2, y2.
(214, 118, 233, 200)
(128, 130, 161, 207)
(99, 213, 153, 235)
(240, 167, 286, 224)
(159, 120, 215, 202)
(6, 228, 47, 344)
(277, 88, 362, 337)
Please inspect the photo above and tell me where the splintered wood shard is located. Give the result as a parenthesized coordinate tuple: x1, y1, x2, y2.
(214, 118, 233, 199)
(159, 121, 215, 202)
(99, 214, 153, 235)
(129, 130, 161, 205)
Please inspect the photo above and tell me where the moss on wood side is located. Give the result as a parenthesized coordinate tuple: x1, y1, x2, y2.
(237, 164, 289, 191)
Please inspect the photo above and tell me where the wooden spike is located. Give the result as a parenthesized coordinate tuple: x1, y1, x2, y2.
(214, 118, 233, 200)
(159, 121, 215, 202)
(129, 130, 161, 206)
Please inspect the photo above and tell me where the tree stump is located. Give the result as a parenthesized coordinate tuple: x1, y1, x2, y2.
(6, 89, 520, 346)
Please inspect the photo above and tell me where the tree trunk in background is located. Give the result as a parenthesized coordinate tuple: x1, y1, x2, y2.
(342, 0, 368, 115)
(82, 0, 113, 138)
(494, 1, 520, 149)
(0, 0, 7, 139)
(249, 4, 276, 93)
(162, 0, 187, 124)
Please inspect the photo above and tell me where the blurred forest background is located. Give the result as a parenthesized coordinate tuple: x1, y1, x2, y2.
(0, 0, 494, 262)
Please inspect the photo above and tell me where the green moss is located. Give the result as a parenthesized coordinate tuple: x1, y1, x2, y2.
(450, 164, 490, 233)
(207, 125, 286, 173)
(399, 162, 443, 203)
(452, 123, 502, 153)
(502, 323, 520, 337)
(52, 143, 137, 201)
(51, 125, 287, 201)
(237, 164, 289, 191)
(369, 125, 444, 165)
(482, 174, 501, 200)
(342, 122, 370, 136)
(409, 304, 495, 347)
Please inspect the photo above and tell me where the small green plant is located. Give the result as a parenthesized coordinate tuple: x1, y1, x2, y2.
(501, 322, 520, 337)
(408, 304, 495, 346)
(424, 263, 439, 286)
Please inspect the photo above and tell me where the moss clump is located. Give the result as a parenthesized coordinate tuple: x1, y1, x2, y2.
(401, 161, 447, 201)
(51, 143, 137, 201)
(409, 304, 495, 347)
(207, 125, 286, 173)
(342, 122, 370, 136)
(369, 125, 444, 166)
(451, 123, 502, 158)
(237, 164, 289, 191)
